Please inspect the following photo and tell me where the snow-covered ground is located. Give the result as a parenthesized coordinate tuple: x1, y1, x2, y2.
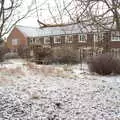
(0, 59, 120, 120)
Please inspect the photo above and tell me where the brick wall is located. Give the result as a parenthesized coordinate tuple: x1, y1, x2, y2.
(7, 27, 28, 51)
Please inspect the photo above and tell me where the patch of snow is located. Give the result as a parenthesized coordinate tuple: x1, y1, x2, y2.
(0, 59, 120, 120)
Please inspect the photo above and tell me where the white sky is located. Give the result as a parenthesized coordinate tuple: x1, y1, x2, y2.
(17, 0, 46, 27)
(18, 17, 39, 27)
(17, 0, 79, 27)
(18, 0, 69, 27)
(17, 0, 109, 27)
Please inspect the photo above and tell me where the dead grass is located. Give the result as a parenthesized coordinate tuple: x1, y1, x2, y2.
(0, 67, 25, 76)
(0, 77, 11, 86)
(26, 62, 66, 77)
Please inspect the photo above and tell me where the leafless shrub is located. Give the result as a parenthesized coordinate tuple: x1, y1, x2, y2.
(32, 47, 80, 64)
(87, 54, 120, 75)
(0, 46, 9, 61)
(33, 47, 53, 64)
(52, 47, 79, 64)
(112, 58, 120, 74)
(17, 46, 30, 59)
(4, 52, 19, 59)
(0, 49, 4, 62)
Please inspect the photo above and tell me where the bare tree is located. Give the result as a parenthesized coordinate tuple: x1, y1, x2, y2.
(0, 0, 33, 40)
(66, 0, 120, 31)
(46, 0, 72, 25)
(46, 0, 120, 31)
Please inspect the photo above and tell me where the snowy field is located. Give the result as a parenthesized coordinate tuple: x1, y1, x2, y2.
(0, 59, 120, 120)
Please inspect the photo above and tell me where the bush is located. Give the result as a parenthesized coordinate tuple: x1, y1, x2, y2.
(32, 47, 80, 64)
(112, 58, 120, 74)
(17, 46, 30, 58)
(87, 53, 120, 75)
(0, 48, 4, 62)
(0, 46, 9, 62)
(52, 47, 79, 64)
(33, 47, 53, 64)
(3, 52, 19, 59)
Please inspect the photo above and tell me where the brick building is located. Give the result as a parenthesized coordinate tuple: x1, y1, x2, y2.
(7, 24, 120, 57)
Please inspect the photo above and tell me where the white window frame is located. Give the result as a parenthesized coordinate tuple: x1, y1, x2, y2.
(78, 34, 87, 42)
(12, 38, 19, 45)
(65, 35, 73, 43)
(111, 31, 120, 41)
(54, 36, 61, 44)
(32, 38, 35, 43)
(44, 37, 50, 44)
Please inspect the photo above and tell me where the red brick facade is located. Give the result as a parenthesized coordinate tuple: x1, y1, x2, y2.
(7, 26, 120, 56)
(7, 27, 28, 51)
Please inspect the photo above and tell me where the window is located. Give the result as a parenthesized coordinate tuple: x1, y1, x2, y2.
(29, 38, 33, 44)
(111, 31, 120, 41)
(30, 38, 39, 44)
(111, 48, 120, 57)
(12, 39, 19, 45)
(29, 39, 31, 44)
(94, 33, 103, 42)
(36, 38, 39, 43)
(65, 35, 73, 43)
(33, 38, 35, 43)
(38, 38, 42, 44)
(54, 36, 61, 43)
(78, 34, 87, 42)
(44, 37, 50, 44)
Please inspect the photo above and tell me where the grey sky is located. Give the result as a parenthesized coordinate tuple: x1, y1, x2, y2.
(17, 0, 109, 27)
(18, 0, 60, 27)
(18, 0, 71, 27)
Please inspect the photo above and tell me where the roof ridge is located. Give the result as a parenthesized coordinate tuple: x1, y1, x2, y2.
(16, 25, 39, 29)
(39, 23, 78, 28)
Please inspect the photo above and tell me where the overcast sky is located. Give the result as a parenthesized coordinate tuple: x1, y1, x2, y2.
(18, 0, 48, 27)
(17, 0, 108, 27)
(18, 0, 69, 27)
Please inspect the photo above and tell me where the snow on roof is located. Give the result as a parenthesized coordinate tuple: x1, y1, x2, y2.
(16, 24, 95, 38)
(16, 26, 42, 37)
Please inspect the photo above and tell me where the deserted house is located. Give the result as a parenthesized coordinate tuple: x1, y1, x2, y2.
(7, 23, 120, 57)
